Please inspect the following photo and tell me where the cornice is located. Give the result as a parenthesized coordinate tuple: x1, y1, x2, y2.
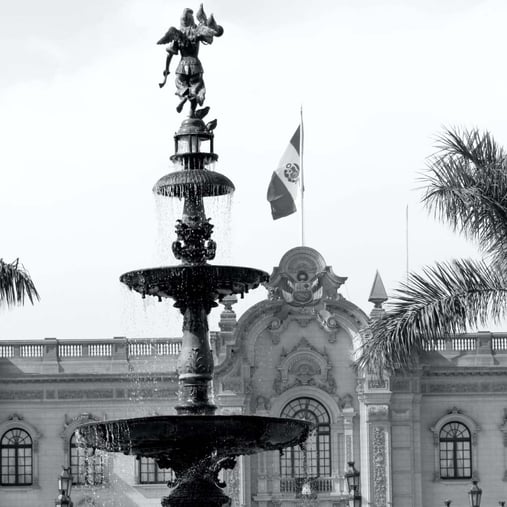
(0, 372, 179, 384)
(422, 367, 507, 377)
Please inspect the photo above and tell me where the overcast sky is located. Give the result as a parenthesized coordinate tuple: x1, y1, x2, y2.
(1, 0, 506, 340)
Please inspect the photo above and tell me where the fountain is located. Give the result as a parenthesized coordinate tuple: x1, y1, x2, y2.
(77, 6, 312, 507)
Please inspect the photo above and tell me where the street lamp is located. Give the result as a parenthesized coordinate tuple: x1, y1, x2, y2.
(468, 480, 482, 507)
(55, 467, 73, 507)
(345, 461, 362, 507)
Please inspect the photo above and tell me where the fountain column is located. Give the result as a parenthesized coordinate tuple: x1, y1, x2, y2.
(176, 304, 216, 414)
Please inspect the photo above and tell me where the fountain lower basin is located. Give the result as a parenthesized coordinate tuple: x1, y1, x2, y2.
(78, 414, 312, 460)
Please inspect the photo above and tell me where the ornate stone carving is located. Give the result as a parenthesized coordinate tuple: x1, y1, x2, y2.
(373, 427, 387, 507)
(424, 381, 507, 393)
(339, 394, 354, 410)
(273, 337, 336, 395)
(58, 389, 114, 399)
(266, 247, 347, 307)
(368, 377, 388, 389)
(0, 390, 43, 400)
(255, 395, 271, 412)
(346, 435, 352, 462)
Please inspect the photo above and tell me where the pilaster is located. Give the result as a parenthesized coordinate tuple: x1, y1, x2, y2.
(358, 375, 392, 507)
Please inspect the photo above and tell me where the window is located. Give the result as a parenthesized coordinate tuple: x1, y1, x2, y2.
(70, 433, 105, 486)
(0, 428, 32, 486)
(439, 422, 472, 479)
(280, 398, 331, 479)
(138, 457, 175, 484)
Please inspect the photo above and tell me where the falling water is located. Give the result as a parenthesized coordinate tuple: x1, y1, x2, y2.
(154, 193, 233, 266)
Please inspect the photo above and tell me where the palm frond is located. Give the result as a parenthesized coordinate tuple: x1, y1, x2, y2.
(422, 127, 507, 261)
(0, 258, 40, 307)
(357, 258, 507, 374)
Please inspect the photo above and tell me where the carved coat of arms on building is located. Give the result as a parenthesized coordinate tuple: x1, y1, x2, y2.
(267, 247, 347, 308)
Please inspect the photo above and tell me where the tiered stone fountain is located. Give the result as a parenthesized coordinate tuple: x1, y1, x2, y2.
(77, 6, 312, 506)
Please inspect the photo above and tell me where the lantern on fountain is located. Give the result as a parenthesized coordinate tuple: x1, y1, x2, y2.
(171, 117, 217, 170)
(468, 480, 482, 507)
(55, 467, 73, 507)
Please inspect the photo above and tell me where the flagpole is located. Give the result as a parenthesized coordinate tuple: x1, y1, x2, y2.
(300, 105, 305, 246)
(406, 204, 409, 284)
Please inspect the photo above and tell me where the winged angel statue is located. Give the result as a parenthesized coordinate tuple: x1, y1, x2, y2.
(158, 5, 223, 117)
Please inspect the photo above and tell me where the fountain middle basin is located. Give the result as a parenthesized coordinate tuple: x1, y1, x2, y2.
(120, 265, 267, 304)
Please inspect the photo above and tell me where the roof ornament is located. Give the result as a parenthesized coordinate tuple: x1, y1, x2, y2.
(368, 270, 388, 320)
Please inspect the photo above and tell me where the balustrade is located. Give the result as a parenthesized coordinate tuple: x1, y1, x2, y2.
(0, 337, 182, 364)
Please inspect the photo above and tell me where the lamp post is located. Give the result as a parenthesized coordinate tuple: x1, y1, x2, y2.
(345, 461, 362, 507)
(55, 467, 73, 507)
(468, 480, 482, 507)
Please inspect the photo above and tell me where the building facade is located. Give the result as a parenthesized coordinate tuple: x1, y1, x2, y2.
(1, 246, 507, 506)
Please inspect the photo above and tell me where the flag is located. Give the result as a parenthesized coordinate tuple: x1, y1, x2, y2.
(267, 126, 301, 220)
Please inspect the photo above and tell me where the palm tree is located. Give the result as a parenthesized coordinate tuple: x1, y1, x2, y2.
(0, 258, 39, 307)
(357, 127, 507, 374)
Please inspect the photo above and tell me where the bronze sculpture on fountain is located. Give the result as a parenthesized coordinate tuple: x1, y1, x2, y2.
(158, 4, 223, 116)
(77, 6, 312, 506)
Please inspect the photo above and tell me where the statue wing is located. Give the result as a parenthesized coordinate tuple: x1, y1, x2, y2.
(207, 14, 223, 36)
(195, 9, 224, 39)
(196, 4, 207, 25)
(157, 26, 184, 45)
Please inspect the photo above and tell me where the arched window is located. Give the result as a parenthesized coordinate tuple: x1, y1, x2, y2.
(0, 428, 33, 485)
(280, 398, 331, 480)
(439, 421, 472, 479)
(70, 433, 105, 486)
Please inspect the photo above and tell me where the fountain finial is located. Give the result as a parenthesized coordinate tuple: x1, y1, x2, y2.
(157, 4, 224, 117)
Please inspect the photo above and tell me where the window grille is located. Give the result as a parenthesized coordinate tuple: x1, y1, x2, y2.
(439, 421, 472, 479)
(280, 398, 331, 479)
(0, 428, 33, 485)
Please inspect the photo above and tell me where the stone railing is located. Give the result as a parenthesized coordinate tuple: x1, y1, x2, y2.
(422, 332, 507, 352)
(0, 337, 182, 361)
(279, 476, 337, 494)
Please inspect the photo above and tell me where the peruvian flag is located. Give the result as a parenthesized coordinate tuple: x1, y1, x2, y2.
(267, 126, 301, 220)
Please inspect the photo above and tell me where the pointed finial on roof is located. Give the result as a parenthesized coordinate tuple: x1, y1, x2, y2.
(368, 270, 388, 309)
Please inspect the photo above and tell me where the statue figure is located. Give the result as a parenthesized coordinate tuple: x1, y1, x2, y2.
(158, 5, 223, 117)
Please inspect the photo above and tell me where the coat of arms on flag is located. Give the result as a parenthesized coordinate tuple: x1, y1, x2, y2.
(267, 126, 301, 220)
